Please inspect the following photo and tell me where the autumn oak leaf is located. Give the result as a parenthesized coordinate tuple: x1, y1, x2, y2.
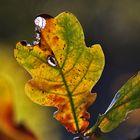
(14, 12, 105, 133)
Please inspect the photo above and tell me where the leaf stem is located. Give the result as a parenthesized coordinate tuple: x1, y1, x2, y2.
(84, 115, 104, 136)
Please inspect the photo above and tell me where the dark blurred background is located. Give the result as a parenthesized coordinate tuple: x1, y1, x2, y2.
(0, 0, 140, 140)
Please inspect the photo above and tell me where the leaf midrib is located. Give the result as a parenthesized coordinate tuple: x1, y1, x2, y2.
(59, 68, 80, 132)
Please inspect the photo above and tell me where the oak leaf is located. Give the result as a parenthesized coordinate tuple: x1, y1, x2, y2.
(85, 72, 140, 136)
(99, 72, 140, 132)
(14, 12, 105, 133)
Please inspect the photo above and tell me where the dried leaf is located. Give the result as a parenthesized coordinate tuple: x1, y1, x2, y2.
(14, 12, 105, 133)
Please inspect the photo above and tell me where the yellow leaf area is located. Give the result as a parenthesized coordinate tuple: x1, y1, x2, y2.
(14, 12, 105, 133)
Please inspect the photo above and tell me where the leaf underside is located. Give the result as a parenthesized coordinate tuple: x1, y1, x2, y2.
(14, 12, 105, 133)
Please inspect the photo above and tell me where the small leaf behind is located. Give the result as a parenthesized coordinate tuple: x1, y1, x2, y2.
(99, 72, 140, 132)
(85, 72, 140, 135)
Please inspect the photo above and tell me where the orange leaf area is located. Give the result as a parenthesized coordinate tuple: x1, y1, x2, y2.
(26, 79, 96, 133)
